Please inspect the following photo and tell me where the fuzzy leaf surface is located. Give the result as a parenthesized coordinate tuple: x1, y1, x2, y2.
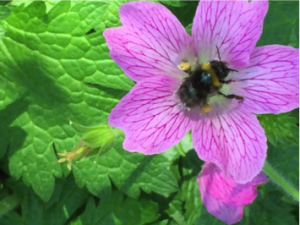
(160, 1, 186, 7)
(257, 1, 299, 48)
(181, 151, 203, 225)
(258, 113, 299, 146)
(0, 176, 89, 225)
(0, 1, 131, 201)
(267, 144, 299, 188)
(72, 137, 178, 198)
(70, 191, 159, 225)
(239, 184, 298, 225)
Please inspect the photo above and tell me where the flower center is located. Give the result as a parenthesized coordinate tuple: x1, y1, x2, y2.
(176, 58, 244, 115)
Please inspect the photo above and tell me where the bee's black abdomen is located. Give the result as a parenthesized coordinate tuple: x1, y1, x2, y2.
(177, 67, 212, 109)
(177, 81, 200, 108)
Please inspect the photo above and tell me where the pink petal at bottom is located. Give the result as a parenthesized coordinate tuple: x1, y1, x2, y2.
(198, 162, 268, 224)
(192, 108, 267, 184)
(109, 76, 191, 154)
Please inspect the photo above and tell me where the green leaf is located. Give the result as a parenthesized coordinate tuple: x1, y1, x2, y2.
(185, 24, 192, 35)
(72, 137, 178, 198)
(295, 18, 299, 41)
(195, 207, 224, 225)
(0, 5, 10, 40)
(257, 1, 299, 47)
(0, 194, 20, 217)
(0, 6, 11, 20)
(166, 192, 186, 225)
(0, 25, 6, 39)
(0, 211, 24, 225)
(164, 1, 199, 27)
(0, 175, 89, 225)
(71, 191, 159, 225)
(239, 184, 298, 225)
(181, 151, 203, 225)
(267, 144, 299, 188)
(0, 1, 131, 201)
(160, 1, 186, 7)
(164, 150, 203, 225)
(0, 1, 12, 7)
(154, 220, 169, 225)
(5, 0, 66, 9)
(258, 113, 299, 146)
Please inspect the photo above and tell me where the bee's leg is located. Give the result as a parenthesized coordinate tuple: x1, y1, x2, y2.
(219, 79, 235, 84)
(178, 58, 191, 73)
(218, 92, 244, 103)
(228, 68, 238, 73)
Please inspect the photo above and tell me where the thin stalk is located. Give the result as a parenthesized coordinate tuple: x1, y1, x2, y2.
(263, 161, 299, 201)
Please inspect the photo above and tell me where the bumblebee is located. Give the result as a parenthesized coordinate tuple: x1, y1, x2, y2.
(176, 47, 244, 113)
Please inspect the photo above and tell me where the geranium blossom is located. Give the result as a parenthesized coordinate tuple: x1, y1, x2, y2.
(198, 162, 268, 224)
(104, 1, 299, 183)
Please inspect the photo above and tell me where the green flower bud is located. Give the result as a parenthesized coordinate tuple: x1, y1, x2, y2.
(58, 122, 123, 170)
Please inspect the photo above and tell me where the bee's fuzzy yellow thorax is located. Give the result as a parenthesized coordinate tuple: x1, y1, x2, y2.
(201, 63, 220, 87)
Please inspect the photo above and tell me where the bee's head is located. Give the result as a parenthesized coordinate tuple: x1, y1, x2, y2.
(210, 60, 237, 80)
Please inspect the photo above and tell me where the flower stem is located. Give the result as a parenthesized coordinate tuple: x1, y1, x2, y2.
(263, 161, 299, 202)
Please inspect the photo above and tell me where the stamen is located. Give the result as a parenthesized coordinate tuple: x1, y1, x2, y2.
(178, 58, 191, 72)
(201, 104, 211, 113)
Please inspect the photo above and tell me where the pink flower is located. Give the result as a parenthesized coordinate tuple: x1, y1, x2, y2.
(104, 1, 299, 183)
(198, 162, 268, 224)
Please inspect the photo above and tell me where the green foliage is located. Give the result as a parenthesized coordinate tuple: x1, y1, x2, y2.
(0, 6, 10, 21)
(0, 0, 132, 201)
(195, 207, 224, 225)
(72, 137, 178, 199)
(0, 5, 10, 39)
(0, 1, 298, 225)
(70, 191, 159, 225)
(185, 24, 192, 35)
(258, 113, 299, 146)
(164, 1, 199, 27)
(0, 1, 12, 7)
(181, 151, 203, 225)
(0, 175, 89, 225)
(257, 1, 299, 48)
(166, 193, 187, 225)
(238, 184, 298, 225)
(267, 144, 299, 188)
(160, 0, 186, 7)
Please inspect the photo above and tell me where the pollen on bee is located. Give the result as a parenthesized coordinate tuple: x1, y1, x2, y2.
(201, 63, 220, 87)
(177, 58, 191, 72)
(201, 104, 211, 113)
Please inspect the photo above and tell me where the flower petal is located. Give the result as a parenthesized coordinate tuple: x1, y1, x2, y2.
(230, 45, 299, 114)
(104, 1, 196, 82)
(192, 0, 268, 69)
(109, 76, 191, 154)
(198, 162, 268, 225)
(192, 109, 267, 183)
